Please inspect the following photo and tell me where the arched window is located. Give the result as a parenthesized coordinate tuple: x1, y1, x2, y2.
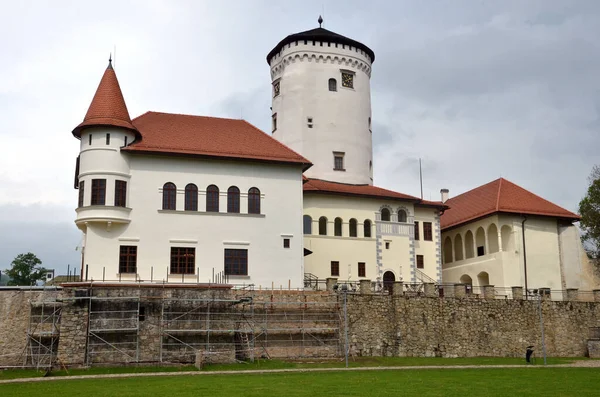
(334, 217, 343, 236)
(162, 182, 176, 210)
(328, 78, 337, 92)
(349, 218, 358, 237)
(363, 219, 372, 238)
(206, 185, 219, 212)
(248, 187, 261, 214)
(397, 209, 407, 223)
(319, 217, 328, 235)
(303, 215, 312, 235)
(381, 208, 391, 221)
(227, 186, 240, 213)
(184, 184, 198, 211)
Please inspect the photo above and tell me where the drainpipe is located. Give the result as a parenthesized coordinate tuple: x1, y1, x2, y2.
(521, 216, 528, 300)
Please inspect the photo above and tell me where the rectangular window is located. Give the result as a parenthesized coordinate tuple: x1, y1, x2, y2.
(358, 262, 366, 277)
(272, 113, 277, 132)
(283, 238, 290, 248)
(224, 249, 248, 276)
(477, 246, 485, 257)
(88, 134, 92, 145)
(106, 133, 110, 145)
(385, 241, 390, 249)
(414, 221, 420, 241)
(423, 222, 433, 241)
(119, 245, 137, 274)
(170, 247, 195, 274)
(91, 179, 106, 205)
(78, 181, 85, 207)
(330, 261, 339, 277)
(417, 255, 424, 269)
(114, 180, 127, 207)
(124, 136, 128, 147)
(333, 152, 345, 171)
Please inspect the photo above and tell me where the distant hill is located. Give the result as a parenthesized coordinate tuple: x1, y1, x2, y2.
(0, 273, 11, 286)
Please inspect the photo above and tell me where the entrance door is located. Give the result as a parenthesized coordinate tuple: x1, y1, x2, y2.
(383, 271, 395, 293)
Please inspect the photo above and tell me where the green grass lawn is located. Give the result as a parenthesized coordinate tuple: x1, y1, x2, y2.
(0, 356, 586, 380)
(2, 368, 600, 397)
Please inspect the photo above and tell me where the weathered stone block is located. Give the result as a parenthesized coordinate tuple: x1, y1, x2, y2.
(360, 279, 372, 295)
(512, 286, 524, 300)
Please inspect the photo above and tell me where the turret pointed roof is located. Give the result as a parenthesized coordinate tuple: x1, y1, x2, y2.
(72, 58, 139, 138)
(440, 178, 580, 230)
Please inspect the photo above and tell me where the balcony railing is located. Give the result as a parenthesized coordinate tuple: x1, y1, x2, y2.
(376, 221, 414, 237)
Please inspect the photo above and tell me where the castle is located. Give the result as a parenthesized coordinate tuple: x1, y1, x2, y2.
(71, 19, 596, 295)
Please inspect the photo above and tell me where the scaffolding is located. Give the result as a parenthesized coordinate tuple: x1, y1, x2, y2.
(77, 286, 341, 366)
(24, 300, 62, 369)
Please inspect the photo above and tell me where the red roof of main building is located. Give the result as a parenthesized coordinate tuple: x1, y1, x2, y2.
(122, 111, 311, 168)
(303, 178, 447, 208)
(440, 178, 580, 230)
(72, 60, 138, 138)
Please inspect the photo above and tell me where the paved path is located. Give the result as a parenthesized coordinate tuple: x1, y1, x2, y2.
(2, 361, 599, 385)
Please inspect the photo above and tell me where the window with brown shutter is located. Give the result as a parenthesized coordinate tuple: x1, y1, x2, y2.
(423, 222, 433, 241)
(358, 262, 366, 277)
(331, 261, 339, 277)
(417, 255, 424, 269)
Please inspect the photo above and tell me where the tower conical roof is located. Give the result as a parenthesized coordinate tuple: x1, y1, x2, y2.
(72, 59, 139, 138)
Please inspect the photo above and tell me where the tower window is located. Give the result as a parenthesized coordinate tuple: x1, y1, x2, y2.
(124, 136, 128, 147)
(273, 81, 280, 97)
(114, 180, 127, 207)
(341, 71, 354, 88)
(385, 241, 390, 250)
(91, 179, 106, 205)
(369, 117, 372, 132)
(106, 133, 110, 145)
(272, 113, 277, 133)
(78, 181, 85, 208)
(307, 117, 313, 128)
(328, 78, 337, 92)
(88, 134, 92, 145)
(283, 238, 290, 248)
(333, 152, 345, 171)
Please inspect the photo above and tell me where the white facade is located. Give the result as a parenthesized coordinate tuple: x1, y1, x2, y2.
(269, 40, 373, 185)
(441, 214, 597, 296)
(303, 194, 441, 285)
(76, 127, 305, 288)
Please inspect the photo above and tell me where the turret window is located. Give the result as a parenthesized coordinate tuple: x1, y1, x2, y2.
(114, 180, 127, 207)
(124, 136, 128, 147)
(307, 117, 313, 128)
(91, 179, 106, 205)
(88, 134, 92, 145)
(328, 78, 337, 92)
(162, 182, 176, 210)
(272, 113, 277, 133)
(78, 181, 85, 208)
(333, 152, 345, 171)
(106, 133, 110, 145)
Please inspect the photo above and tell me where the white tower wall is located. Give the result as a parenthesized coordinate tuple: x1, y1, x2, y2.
(270, 41, 373, 184)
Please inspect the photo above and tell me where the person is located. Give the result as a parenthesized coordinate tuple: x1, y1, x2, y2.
(526, 345, 535, 364)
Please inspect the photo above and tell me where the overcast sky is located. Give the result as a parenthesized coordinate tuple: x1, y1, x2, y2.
(1, 0, 599, 275)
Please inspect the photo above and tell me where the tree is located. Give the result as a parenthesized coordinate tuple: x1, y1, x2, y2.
(5, 253, 47, 286)
(579, 165, 600, 259)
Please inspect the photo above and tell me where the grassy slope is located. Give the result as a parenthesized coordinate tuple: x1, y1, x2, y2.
(2, 368, 600, 397)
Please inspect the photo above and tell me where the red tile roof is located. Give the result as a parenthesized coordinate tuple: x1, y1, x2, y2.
(440, 178, 580, 230)
(122, 111, 311, 168)
(72, 60, 138, 137)
(303, 178, 447, 208)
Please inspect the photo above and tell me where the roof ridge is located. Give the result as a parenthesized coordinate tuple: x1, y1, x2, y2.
(137, 110, 251, 122)
(496, 178, 503, 212)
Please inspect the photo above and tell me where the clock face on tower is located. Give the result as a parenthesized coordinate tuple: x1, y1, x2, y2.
(273, 81, 280, 97)
(341, 72, 354, 88)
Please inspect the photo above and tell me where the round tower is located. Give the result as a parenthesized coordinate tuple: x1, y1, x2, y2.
(72, 58, 139, 232)
(267, 17, 375, 185)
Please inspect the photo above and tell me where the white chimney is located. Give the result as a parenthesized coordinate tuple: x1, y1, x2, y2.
(440, 189, 449, 203)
